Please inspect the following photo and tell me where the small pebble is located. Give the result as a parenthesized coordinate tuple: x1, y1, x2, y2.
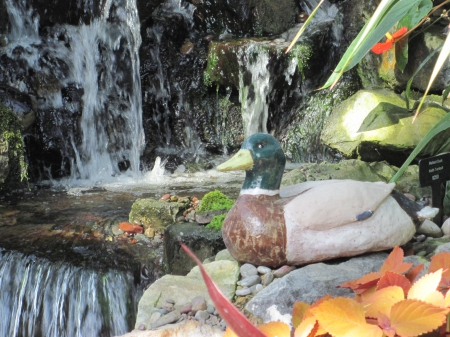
(236, 287, 251, 296)
(149, 312, 162, 325)
(160, 193, 171, 201)
(237, 275, 261, 287)
(180, 304, 192, 314)
(262, 272, 274, 286)
(257, 266, 271, 274)
(273, 265, 295, 278)
(195, 310, 210, 322)
(151, 310, 181, 329)
(251, 284, 263, 294)
(191, 296, 207, 314)
(206, 304, 215, 314)
(137, 323, 146, 331)
(442, 218, 450, 236)
(240, 263, 258, 278)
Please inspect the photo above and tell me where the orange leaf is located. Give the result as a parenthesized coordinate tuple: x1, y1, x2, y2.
(429, 252, 450, 290)
(362, 286, 405, 318)
(380, 246, 412, 274)
(404, 264, 424, 284)
(294, 317, 318, 337)
(444, 290, 450, 307)
(390, 299, 449, 337)
(224, 328, 239, 337)
(311, 297, 379, 337)
(258, 322, 291, 337)
(303, 295, 331, 335)
(377, 271, 411, 296)
(292, 301, 310, 328)
(408, 269, 443, 302)
(180, 243, 266, 337)
(339, 272, 383, 294)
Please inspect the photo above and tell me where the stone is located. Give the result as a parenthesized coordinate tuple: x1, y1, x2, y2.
(194, 310, 210, 323)
(129, 198, 188, 233)
(134, 259, 239, 329)
(257, 266, 272, 274)
(417, 219, 443, 238)
(246, 253, 389, 322)
(261, 272, 274, 286)
(120, 320, 224, 337)
(236, 287, 251, 296)
(240, 263, 258, 278)
(163, 223, 226, 275)
(191, 296, 207, 314)
(442, 218, 450, 236)
(273, 265, 295, 278)
(215, 249, 236, 262)
(320, 89, 450, 166)
(151, 310, 181, 329)
(237, 275, 261, 287)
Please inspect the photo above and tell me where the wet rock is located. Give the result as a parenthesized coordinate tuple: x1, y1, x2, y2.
(163, 223, 225, 275)
(180, 41, 194, 54)
(195, 209, 228, 225)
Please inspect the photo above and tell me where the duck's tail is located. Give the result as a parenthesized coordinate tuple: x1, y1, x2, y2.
(391, 190, 439, 228)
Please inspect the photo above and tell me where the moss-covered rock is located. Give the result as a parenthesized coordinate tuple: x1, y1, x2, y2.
(0, 104, 27, 190)
(321, 89, 450, 166)
(129, 199, 188, 234)
(197, 190, 235, 231)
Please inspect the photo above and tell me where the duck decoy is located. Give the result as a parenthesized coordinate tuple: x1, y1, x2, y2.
(217, 133, 437, 267)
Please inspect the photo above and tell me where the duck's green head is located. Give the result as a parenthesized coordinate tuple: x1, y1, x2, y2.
(217, 133, 286, 193)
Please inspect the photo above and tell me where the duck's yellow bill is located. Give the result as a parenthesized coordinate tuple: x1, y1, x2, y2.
(216, 149, 253, 171)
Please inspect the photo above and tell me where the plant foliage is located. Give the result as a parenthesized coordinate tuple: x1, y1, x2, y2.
(182, 243, 450, 337)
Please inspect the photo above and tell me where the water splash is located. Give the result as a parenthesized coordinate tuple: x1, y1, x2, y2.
(0, 250, 139, 337)
(2, 0, 144, 184)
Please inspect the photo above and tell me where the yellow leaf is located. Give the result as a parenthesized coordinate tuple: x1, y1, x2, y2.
(361, 286, 404, 318)
(408, 269, 442, 301)
(445, 290, 450, 308)
(258, 322, 291, 337)
(224, 327, 239, 337)
(342, 324, 383, 337)
(423, 291, 445, 308)
(292, 301, 311, 328)
(310, 297, 368, 337)
(390, 299, 449, 337)
(294, 316, 318, 337)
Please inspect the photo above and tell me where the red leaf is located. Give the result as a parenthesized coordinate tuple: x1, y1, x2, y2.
(371, 41, 393, 54)
(339, 272, 383, 294)
(377, 271, 411, 296)
(180, 243, 266, 337)
(377, 312, 396, 337)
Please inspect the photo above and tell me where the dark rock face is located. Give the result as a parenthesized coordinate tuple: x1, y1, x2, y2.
(164, 223, 225, 275)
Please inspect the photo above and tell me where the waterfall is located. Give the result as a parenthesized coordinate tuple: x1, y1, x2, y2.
(0, 250, 140, 337)
(2, 0, 144, 184)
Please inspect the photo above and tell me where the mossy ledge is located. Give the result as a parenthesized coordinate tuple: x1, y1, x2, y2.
(0, 103, 28, 190)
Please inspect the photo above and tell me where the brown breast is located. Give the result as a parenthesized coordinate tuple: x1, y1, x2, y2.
(222, 194, 287, 267)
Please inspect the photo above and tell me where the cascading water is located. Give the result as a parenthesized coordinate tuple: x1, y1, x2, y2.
(0, 249, 140, 337)
(1, 0, 144, 184)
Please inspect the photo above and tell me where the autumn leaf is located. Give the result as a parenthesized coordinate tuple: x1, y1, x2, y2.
(338, 271, 383, 294)
(362, 286, 404, 318)
(292, 301, 310, 328)
(429, 252, 450, 290)
(377, 271, 411, 296)
(180, 243, 266, 337)
(377, 312, 396, 337)
(302, 295, 331, 336)
(294, 317, 318, 337)
(310, 297, 382, 337)
(259, 321, 291, 337)
(380, 246, 412, 274)
(404, 264, 424, 284)
(389, 299, 449, 337)
(408, 269, 443, 305)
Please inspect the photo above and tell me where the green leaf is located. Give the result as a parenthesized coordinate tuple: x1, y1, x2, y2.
(390, 111, 450, 183)
(442, 85, 450, 105)
(321, 0, 420, 89)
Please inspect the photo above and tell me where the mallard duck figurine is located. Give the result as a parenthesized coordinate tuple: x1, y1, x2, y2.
(217, 133, 437, 267)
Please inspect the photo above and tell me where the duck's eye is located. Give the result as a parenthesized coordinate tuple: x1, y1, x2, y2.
(257, 143, 265, 149)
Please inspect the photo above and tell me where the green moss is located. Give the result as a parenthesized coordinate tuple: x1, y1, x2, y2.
(288, 44, 313, 80)
(204, 44, 220, 87)
(0, 104, 28, 186)
(205, 214, 227, 231)
(198, 190, 234, 212)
